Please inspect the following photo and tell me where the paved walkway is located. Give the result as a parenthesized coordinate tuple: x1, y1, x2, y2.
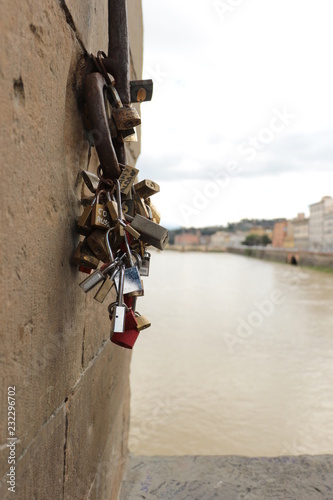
(119, 455, 333, 500)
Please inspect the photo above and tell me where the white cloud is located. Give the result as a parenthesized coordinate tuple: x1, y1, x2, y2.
(139, 0, 333, 227)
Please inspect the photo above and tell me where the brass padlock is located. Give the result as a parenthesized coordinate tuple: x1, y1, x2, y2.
(130, 80, 153, 103)
(134, 179, 160, 199)
(122, 198, 135, 218)
(112, 105, 141, 131)
(135, 312, 151, 331)
(87, 229, 110, 263)
(73, 241, 100, 269)
(91, 190, 111, 229)
(118, 165, 139, 195)
(106, 192, 118, 222)
(94, 278, 117, 304)
(146, 198, 161, 224)
(77, 198, 96, 236)
(133, 191, 149, 218)
(130, 214, 169, 250)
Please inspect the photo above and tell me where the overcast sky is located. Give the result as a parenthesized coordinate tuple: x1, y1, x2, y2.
(137, 0, 333, 228)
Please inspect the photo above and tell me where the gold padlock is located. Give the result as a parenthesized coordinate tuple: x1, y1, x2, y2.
(135, 312, 151, 331)
(94, 278, 116, 303)
(146, 198, 161, 225)
(133, 191, 149, 218)
(134, 179, 160, 199)
(118, 164, 139, 195)
(91, 190, 111, 229)
(106, 192, 118, 222)
(77, 198, 96, 236)
(87, 229, 110, 263)
(112, 105, 141, 131)
(73, 241, 100, 269)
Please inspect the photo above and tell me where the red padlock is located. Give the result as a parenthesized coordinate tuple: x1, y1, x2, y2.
(78, 265, 92, 274)
(111, 328, 140, 349)
(111, 309, 140, 349)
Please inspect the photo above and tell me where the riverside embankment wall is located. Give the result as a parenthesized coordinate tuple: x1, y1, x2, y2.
(227, 246, 333, 268)
(0, 1, 143, 498)
(167, 245, 333, 269)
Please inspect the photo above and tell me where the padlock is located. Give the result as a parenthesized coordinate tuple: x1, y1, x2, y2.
(124, 309, 138, 330)
(112, 105, 141, 131)
(79, 260, 119, 293)
(113, 179, 140, 240)
(135, 312, 151, 331)
(106, 192, 119, 222)
(130, 215, 169, 250)
(87, 229, 111, 263)
(114, 236, 143, 295)
(81, 170, 100, 193)
(109, 265, 126, 333)
(78, 265, 92, 274)
(134, 179, 160, 199)
(122, 198, 135, 218)
(91, 190, 111, 229)
(118, 165, 139, 195)
(133, 191, 149, 218)
(77, 197, 96, 236)
(111, 328, 140, 349)
(140, 252, 151, 277)
(146, 198, 161, 224)
(118, 220, 140, 240)
(130, 79, 153, 103)
(73, 241, 100, 269)
(94, 278, 117, 303)
(127, 280, 144, 297)
(123, 129, 138, 143)
(80, 229, 119, 292)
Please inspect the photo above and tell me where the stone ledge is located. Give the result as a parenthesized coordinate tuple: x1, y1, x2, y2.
(120, 455, 333, 500)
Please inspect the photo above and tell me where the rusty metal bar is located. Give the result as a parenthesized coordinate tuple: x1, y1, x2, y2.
(108, 0, 130, 167)
(107, 0, 130, 106)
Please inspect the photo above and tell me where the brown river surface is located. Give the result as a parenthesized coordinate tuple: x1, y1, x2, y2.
(129, 251, 333, 456)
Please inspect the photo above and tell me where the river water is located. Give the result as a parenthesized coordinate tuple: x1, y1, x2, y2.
(129, 251, 333, 456)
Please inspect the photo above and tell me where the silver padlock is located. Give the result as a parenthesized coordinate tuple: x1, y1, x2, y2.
(109, 265, 126, 334)
(79, 260, 117, 293)
(79, 229, 119, 293)
(114, 240, 143, 295)
(130, 214, 169, 250)
(140, 251, 151, 277)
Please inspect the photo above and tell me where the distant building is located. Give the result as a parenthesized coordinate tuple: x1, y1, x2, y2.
(174, 230, 201, 246)
(229, 231, 248, 246)
(249, 226, 266, 237)
(272, 221, 287, 247)
(323, 209, 333, 252)
(309, 196, 333, 251)
(283, 221, 295, 248)
(209, 231, 230, 247)
(293, 213, 309, 250)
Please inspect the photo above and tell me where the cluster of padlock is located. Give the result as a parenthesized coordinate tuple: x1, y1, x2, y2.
(73, 171, 169, 348)
(73, 52, 169, 349)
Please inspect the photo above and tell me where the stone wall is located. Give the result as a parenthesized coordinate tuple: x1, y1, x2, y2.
(0, 1, 143, 498)
(227, 246, 333, 268)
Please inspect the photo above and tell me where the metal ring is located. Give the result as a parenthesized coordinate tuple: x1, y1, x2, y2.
(84, 72, 121, 180)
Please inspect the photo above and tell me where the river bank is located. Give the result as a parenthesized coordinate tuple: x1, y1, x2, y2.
(166, 244, 333, 270)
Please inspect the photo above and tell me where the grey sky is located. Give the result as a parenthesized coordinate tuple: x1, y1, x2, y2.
(137, 0, 333, 228)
